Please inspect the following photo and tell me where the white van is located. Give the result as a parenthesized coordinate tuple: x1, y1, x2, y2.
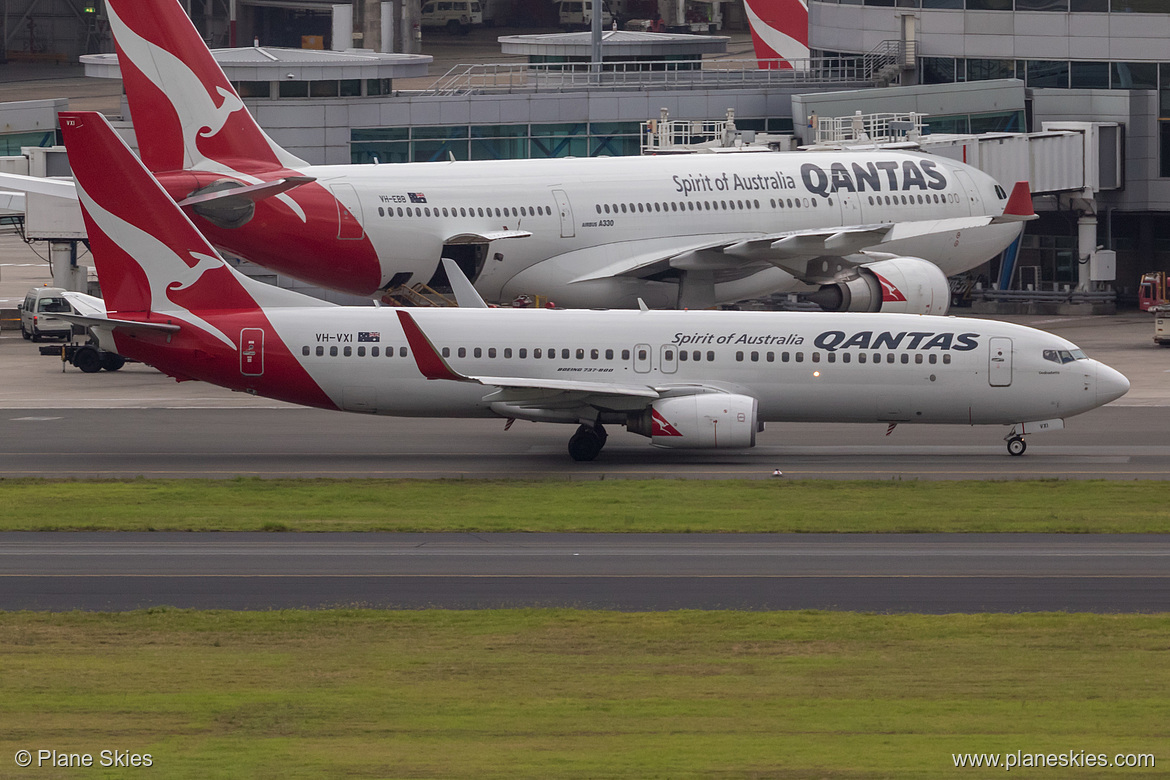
(18, 286, 74, 342)
(420, 0, 483, 34)
(558, 0, 613, 30)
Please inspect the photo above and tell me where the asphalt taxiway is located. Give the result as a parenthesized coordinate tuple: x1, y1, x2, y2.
(2, 533, 1167, 612)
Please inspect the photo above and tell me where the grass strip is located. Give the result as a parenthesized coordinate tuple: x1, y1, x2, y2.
(0, 609, 1165, 778)
(1, 477, 1168, 533)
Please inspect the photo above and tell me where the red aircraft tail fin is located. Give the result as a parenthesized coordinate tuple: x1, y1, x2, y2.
(60, 111, 263, 320)
(104, 0, 305, 175)
(743, 0, 809, 71)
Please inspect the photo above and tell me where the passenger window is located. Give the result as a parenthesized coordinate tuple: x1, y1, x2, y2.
(372, 347, 380, 357)
(562, 349, 570, 359)
(929, 354, 937, 364)
(549, 349, 557, 359)
(357, 346, 365, 357)
(887, 354, 895, 364)
(781, 352, 789, 363)
(679, 351, 688, 361)
(915, 353, 922, 364)
(316, 346, 324, 357)
(503, 348, 511, 358)
(795, 353, 803, 362)
(706, 351, 714, 362)
(605, 349, 613, 360)
(400, 347, 407, 357)
(330, 346, 338, 357)
(488, 348, 497, 358)
(873, 353, 881, 364)
(458, 347, 467, 358)
(665, 349, 674, 361)
(943, 354, 951, 364)
(519, 348, 527, 358)
(344, 346, 352, 356)
(442, 347, 450, 357)
(590, 349, 599, 359)
(811, 353, 820, 363)
(576, 349, 584, 359)
(842, 353, 850, 363)
(637, 348, 647, 361)
(302, 346, 310, 356)
(534, 348, 542, 358)
(901, 354, 909, 364)
(623, 349, 631, 360)
(827, 353, 835, 363)
(750, 351, 758, 362)
(858, 353, 866, 364)
(736, 351, 744, 362)
(470, 347, 481, 359)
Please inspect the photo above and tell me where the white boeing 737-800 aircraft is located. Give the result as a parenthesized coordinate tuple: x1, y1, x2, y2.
(58, 0, 1031, 312)
(56, 111, 1125, 461)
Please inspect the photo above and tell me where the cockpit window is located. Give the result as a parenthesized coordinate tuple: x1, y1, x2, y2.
(1043, 349, 1086, 364)
(994, 185, 1007, 200)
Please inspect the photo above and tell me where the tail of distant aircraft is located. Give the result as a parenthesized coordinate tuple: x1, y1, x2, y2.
(743, 0, 809, 71)
(59, 110, 336, 408)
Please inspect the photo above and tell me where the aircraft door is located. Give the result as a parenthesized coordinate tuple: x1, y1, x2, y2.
(552, 189, 575, 238)
(633, 343, 651, 373)
(951, 170, 980, 217)
(660, 344, 677, 374)
(240, 328, 264, 376)
(988, 336, 1012, 387)
(837, 190, 862, 224)
(329, 183, 366, 240)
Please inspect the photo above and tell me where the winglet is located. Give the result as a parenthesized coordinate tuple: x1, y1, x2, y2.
(396, 310, 467, 381)
(441, 258, 489, 309)
(993, 181, 1038, 223)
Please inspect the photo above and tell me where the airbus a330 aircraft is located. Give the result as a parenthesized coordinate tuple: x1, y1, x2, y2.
(58, 110, 1126, 460)
(72, 0, 1033, 312)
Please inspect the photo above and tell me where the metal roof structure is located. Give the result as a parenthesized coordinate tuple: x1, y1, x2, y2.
(80, 46, 432, 81)
(498, 31, 728, 59)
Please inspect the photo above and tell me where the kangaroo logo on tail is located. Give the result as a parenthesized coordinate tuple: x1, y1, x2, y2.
(743, 0, 809, 71)
(106, 0, 305, 175)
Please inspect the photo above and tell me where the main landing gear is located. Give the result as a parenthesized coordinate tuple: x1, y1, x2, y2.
(567, 423, 607, 462)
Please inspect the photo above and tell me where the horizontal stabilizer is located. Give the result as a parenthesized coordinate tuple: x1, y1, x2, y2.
(176, 176, 316, 209)
(52, 312, 181, 333)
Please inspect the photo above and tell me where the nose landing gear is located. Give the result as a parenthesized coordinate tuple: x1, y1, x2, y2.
(568, 423, 607, 462)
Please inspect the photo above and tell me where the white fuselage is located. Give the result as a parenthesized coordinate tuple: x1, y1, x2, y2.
(307, 151, 1019, 307)
(257, 308, 1117, 427)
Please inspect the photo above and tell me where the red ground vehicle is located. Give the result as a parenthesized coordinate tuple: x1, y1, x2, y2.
(1138, 271, 1168, 311)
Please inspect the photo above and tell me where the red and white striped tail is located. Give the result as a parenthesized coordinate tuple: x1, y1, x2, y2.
(743, 0, 809, 71)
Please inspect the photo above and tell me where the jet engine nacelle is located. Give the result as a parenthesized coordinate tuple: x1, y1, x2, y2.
(805, 257, 950, 315)
(628, 393, 759, 449)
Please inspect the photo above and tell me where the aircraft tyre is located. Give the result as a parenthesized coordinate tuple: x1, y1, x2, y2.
(1007, 436, 1026, 457)
(101, 352, 126, 371)
(568, 424, 606, 462)
(74, 346, 103, 374)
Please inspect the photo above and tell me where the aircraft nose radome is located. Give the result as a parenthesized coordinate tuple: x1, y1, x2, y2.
(1096, 362, 1130, 406)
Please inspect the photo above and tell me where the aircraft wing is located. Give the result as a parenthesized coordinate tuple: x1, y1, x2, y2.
(569, 216, 999, 286)
(396, 310, 661, 409)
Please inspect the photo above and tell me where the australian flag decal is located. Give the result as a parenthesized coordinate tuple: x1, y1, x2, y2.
(358, 332, 381, 342)
(408, 193, 427, 203)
